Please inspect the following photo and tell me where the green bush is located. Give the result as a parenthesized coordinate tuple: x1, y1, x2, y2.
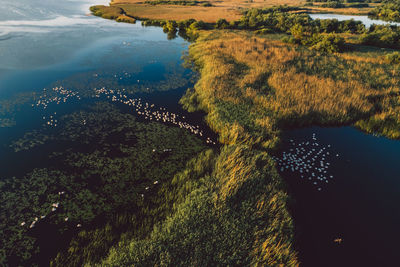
(359, 25, 400, 49)
(215, 18, 230, 29)
(309, 33, 346, 52)
(386, 51, 400, 63)
(369, 0, 400, 22)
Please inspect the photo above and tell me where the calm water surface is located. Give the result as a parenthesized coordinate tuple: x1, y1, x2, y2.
(309, 13, 400, 28)
(277, 126, 400, 266)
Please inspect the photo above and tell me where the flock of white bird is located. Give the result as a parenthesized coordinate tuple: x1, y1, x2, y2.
(272, 133, 339, 191)
(22, 83, 218, 229)
(94, 87, 216, 144)
(33, 86, 217, 145)
(34, 86, 81, 110)
(20, 191, 82, 229)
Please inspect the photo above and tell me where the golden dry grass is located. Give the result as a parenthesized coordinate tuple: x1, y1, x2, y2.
(305, 3, 377, 15)
(117, 4, 242, 22)
(110, 0, 304, 22)
(185, 30, 400, 146)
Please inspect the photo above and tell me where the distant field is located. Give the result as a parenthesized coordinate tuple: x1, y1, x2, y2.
(107, 0, 376, 22)
(117, 4, 242, 22)
(110, 0, 305, 22)
(306, 2, 377, 15)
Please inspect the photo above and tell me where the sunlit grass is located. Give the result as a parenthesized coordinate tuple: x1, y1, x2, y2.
(184, 30, 400, 147)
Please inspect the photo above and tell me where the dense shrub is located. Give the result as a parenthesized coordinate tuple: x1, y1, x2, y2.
(215, 18, 230, 29)
(237, 7, 365, 35)
(386, 51, 400, 63)
(309, 33, 346, 52)
(369, 0, 400, 22)
(359, 24, 400, 48)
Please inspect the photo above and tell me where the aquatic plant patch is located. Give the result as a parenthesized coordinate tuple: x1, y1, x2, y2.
(0, 102, 207, 266)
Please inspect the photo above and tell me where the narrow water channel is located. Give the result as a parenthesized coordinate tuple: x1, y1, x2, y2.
(309, 13, 400, 28)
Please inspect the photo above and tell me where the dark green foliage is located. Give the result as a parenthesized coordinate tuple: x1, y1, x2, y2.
(308, 33, 346, 52)
(215, 18, 230, 29)
(386, 51, 400, 63)
(236, 7, 365, 35)
(369, 0, 400, 22)
(163, 20, 178, 33)
(359, 24, 400, 48)
(287, 23, 346, 52)
(142, 19, 209, 41)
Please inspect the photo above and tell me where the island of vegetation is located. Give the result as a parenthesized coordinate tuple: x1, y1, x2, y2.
(2, 0, 400, 266)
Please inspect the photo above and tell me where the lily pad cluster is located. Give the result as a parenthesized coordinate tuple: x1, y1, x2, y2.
(0, 102, 207, 266)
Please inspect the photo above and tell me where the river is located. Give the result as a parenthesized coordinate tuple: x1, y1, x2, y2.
(309, 13, 400, 28)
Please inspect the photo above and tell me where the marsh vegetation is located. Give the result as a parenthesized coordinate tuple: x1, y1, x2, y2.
(1, 102, 207, 266)
(183, 30, 400, 146)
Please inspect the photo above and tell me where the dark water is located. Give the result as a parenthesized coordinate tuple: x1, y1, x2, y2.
(277, 126, 400, 267)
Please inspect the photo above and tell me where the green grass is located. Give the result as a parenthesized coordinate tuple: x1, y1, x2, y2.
(96, 146, 298, 266)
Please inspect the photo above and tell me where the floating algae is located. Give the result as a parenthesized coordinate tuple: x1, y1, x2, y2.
(0, 92, 37, 128)
(1, 102, 208, 266)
